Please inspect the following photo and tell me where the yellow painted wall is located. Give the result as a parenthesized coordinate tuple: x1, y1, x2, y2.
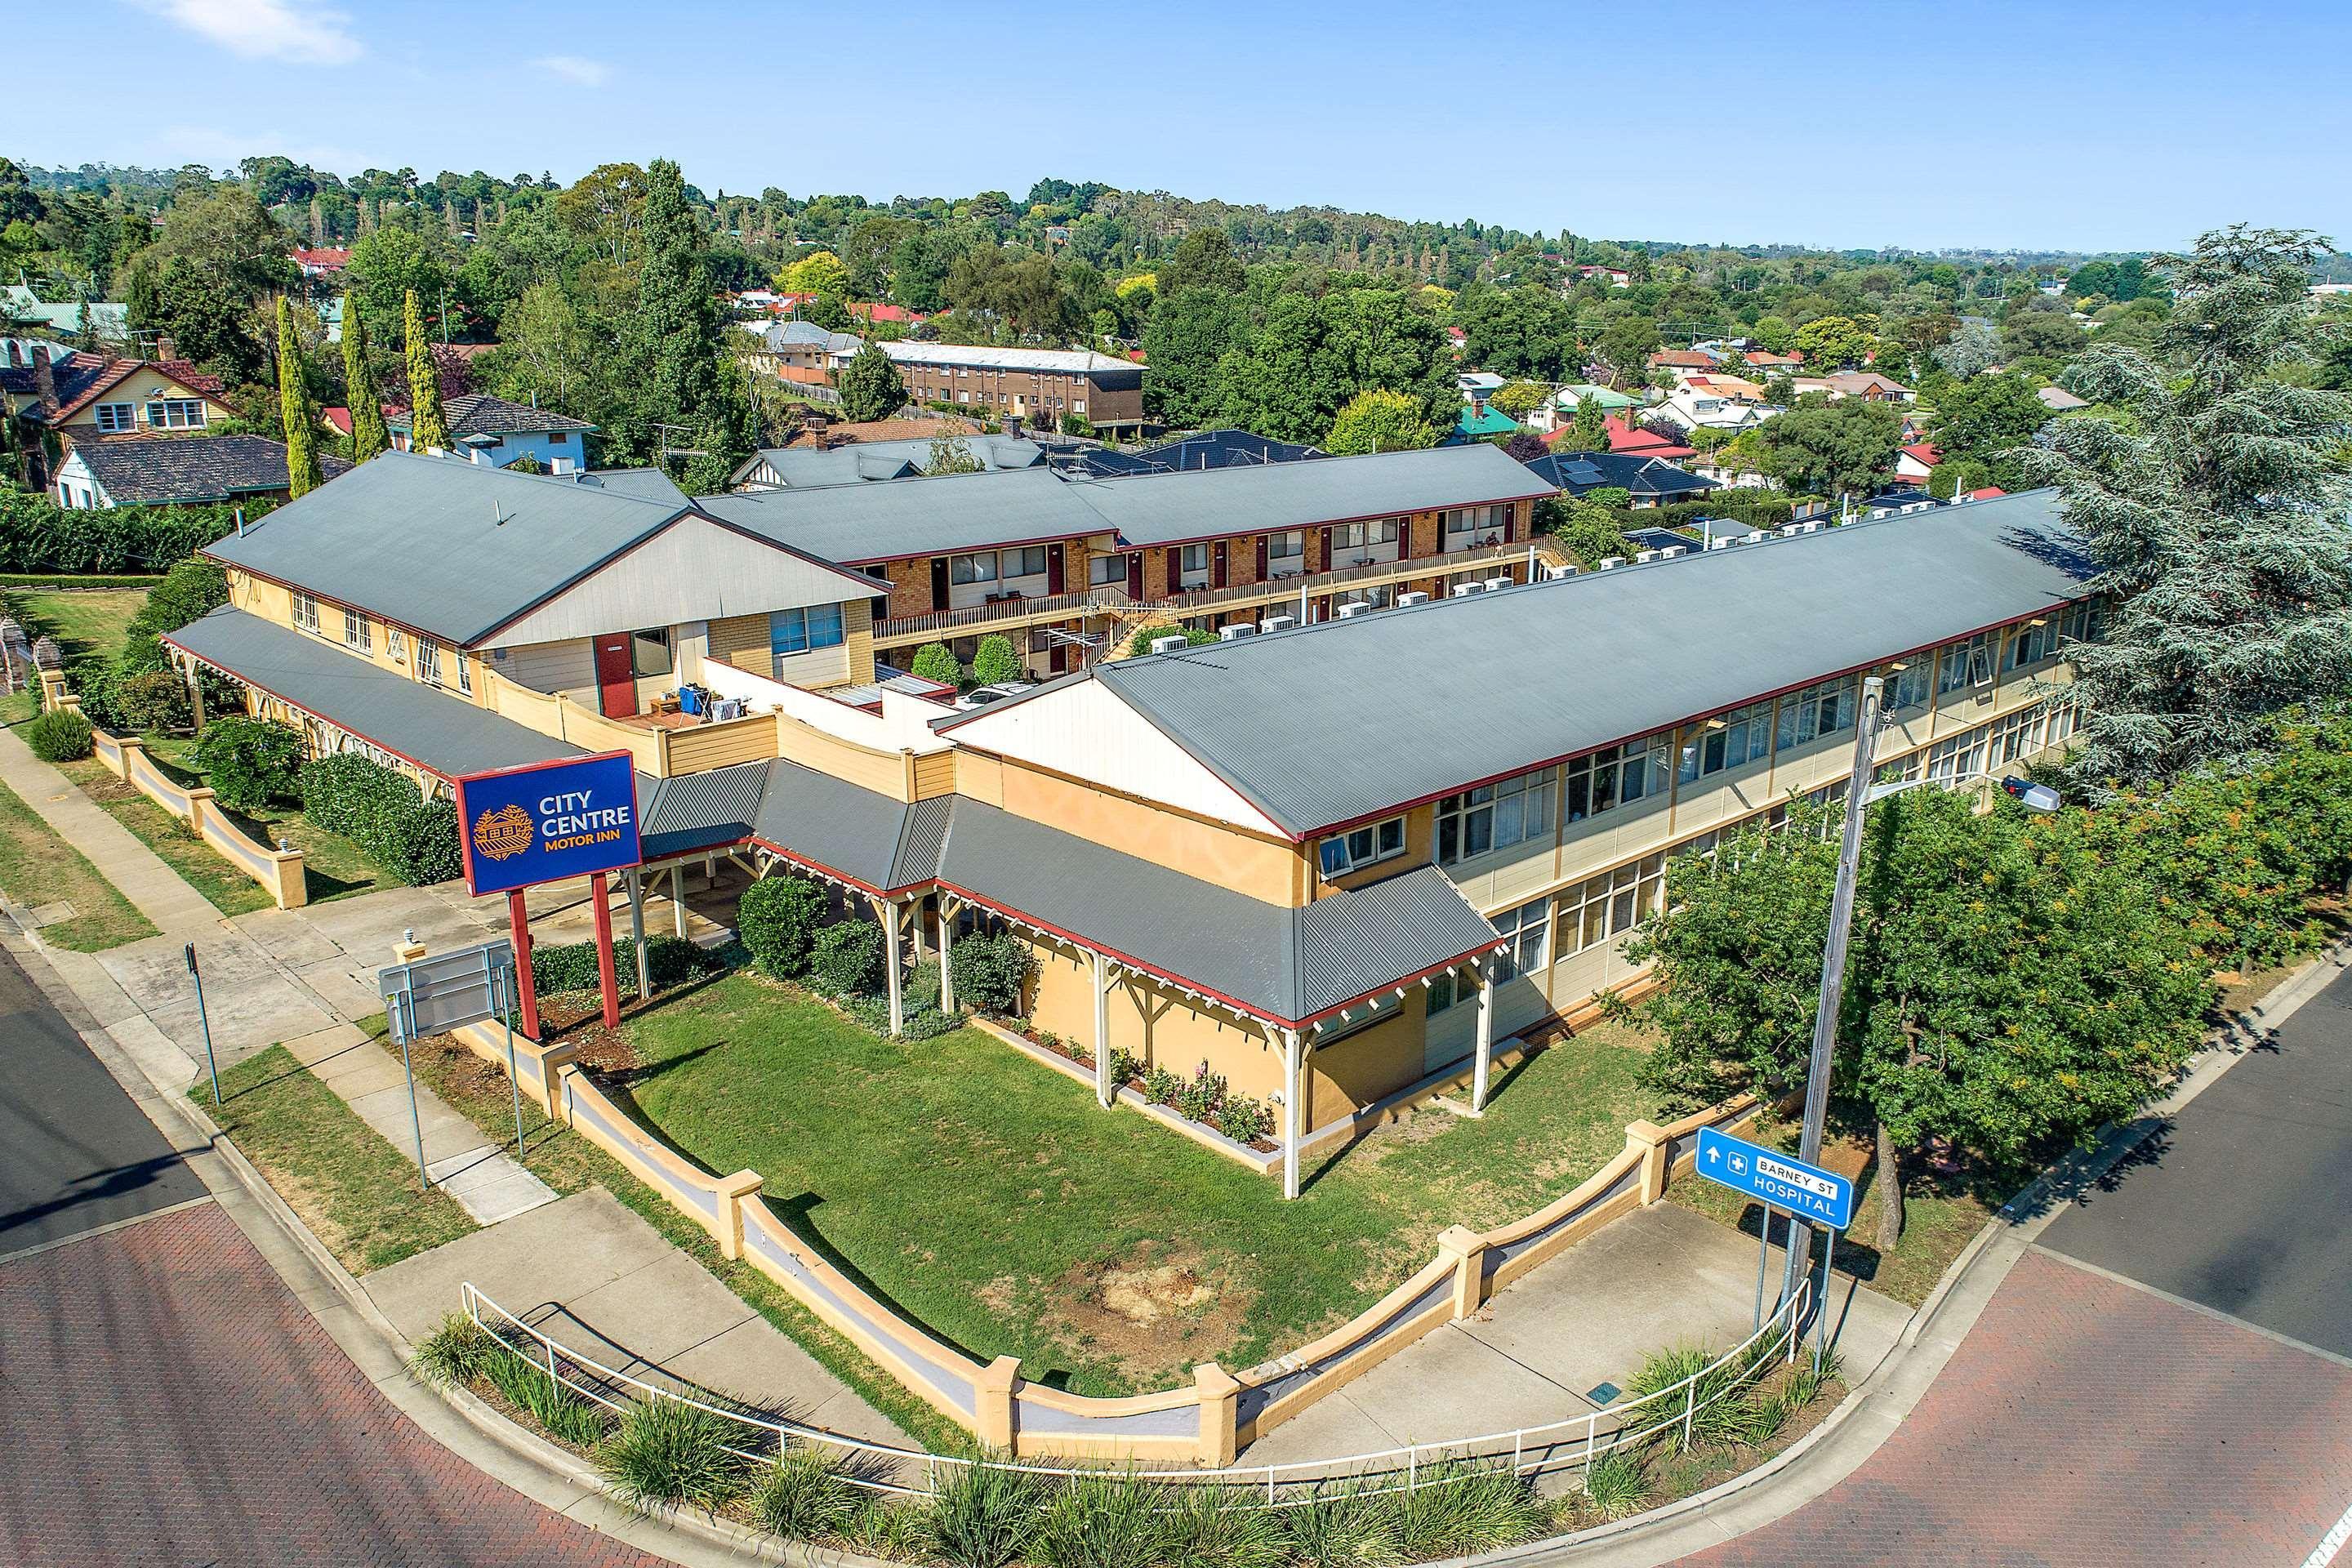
(992, 755, 1303, 906)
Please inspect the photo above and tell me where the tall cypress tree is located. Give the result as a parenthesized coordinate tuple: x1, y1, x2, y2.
(625, 158, 751, 480)
(403, 287, 448, 453)
(275, 296, 325, 498)
(340, 295, 390, 461)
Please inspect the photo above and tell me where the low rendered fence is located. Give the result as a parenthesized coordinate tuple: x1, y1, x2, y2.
(437, 972, 1761, 1466)
(460, 1271, 1812, 1501)
(89, 726, 307, 909)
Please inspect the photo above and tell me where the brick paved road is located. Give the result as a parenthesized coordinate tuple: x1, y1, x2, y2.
(0, 1201, 673, 1567)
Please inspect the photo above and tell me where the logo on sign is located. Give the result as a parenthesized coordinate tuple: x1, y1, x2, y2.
(473, 804, 534, 861)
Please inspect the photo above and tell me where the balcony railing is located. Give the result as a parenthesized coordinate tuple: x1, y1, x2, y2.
(873, 540, 1565, 643)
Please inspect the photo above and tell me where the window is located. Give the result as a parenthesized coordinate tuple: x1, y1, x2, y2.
(1565, 733, 1672, 823)
(769, 604, 846, 666)
(1316, 816, 1405, 878)
(951, 551, 998, 586)
(1442, 508, 1478, 537)
(93, 403, 134, 433)
(1425, 969, 1466, 1018)
(292, 591, 320, 634)
(1089, 552, 1129, 587)
(1268, 530, 1303, 563)
(386, 628, 406, 662)
(1331, 519, 1401, 553)
(341, 609, 371, 653)
(1437, 766, 1556, 864)
(1003, 546, 1048, 579)
(1775, 675, 1859, 751)
(548, 431, 568, 445)
(144, 399, 206, 430)
(1491, 897, 1552, 982)
(1987, 702, 2048, 767)
(1073, 399, 1087, 414)
(418, 640, 444, 684)
(1886, 658, 1931, 711)
(1924, 725, 1988, 785)
(457, 653, 473, 695)
(1678, 699, 1771, 783)
(630, 627, 672, 678)
(1559, 853, 1667, 957)
(1936, 632, 1994, 696)
(1179, 543, 1209, 575)
(2005, 617, 2060, 670)
(2061, 599, 2103, 647)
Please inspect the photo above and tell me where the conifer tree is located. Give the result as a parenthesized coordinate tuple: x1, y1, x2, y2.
(340, 294, 390, 461)
(275, 296, 325, 498)
(403, 287, 448, 452)
(624, 158, 751, 474)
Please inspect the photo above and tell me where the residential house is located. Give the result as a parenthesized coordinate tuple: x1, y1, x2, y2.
(1457, 371, 1507, 402)
(2036, 385, 2089, 412)
(52, 434, 352, 509)
(1, 344, 236, 488)
(388, 392, 595, 470)
(1646, 348, 1721, 376)
(1895, 441, 1942, 486)
(1576, 413, 1695, 463)
(292, 247, 351, 278)
(1453, 402, 1521, 442)
(1686, 452, 1773, 490)
(2, 287, 128, 345)
(1650, 379, 1775, 434)
(1575, 265, 1633, 287)
(1520, 451, 1717, 506)
(879, 341, 1145, 434)
(1742, 349, 1803, 374)
(1521, 383, 1637, 435)
(1792, 372, 1916, 403)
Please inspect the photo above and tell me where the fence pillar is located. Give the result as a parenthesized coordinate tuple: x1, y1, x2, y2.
(1436, 1224, 1492, 1320)
(1628, 1119, 1671, 1204)
(532, 1042, 579, 1118)
(1194, 1361, 1241, 1468)
(973, 1354, 1022, 1451)
(182, 785, 216, 837)
(38, 669, 68, 713)
(712, 1169, 764, 1260)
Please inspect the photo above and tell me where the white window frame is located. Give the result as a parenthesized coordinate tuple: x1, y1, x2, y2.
(1559, 853, 1667, 958)
(1316, 816, 1406, 878)
(1678, 699, 1772, 783)
(1565, 733, 1671, 823)
(1775, 675, 1860, 751)
(1437, 766, 1556, 866)
(1936, 632, 1995, 697)
(386, 627, 406, 662)
(93, 402, 134, 434)
(1491, 895, 1552, 982)
(292, 591, 320, 635)
(417, 639, 444, 685)
(1267, 530, 1304, 563)
(341, 609, 371, 653)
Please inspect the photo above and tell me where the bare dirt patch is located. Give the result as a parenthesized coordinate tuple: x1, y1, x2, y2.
(1042, 1241, 1254, 1383)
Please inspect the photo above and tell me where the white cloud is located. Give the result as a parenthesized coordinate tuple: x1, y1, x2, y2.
(134, 0, 363, 65)
(534, 55, 613, 87)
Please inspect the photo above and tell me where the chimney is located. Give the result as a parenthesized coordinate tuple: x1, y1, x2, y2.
(5, 340, 19, 368)
(155, 335, 178, 363)
(31, 345, 57, 413)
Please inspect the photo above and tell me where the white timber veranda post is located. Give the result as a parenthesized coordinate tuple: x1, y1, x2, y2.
(1281, 1027, 1303, 1200)
(938, 898, 960, 1013)
(626, 868, 649, 998)
(1092, 949, 1111, 1107)
(880, 897, 905, 1036)
(1472, 955, 1496, 1113)
(670, 866, 688, 938)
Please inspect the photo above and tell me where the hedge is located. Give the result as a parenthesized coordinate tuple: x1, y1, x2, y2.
(531, 935, 728, 999)
(24, 708, 93, 761)
(0, 488, 250, 575)
(296, 752, 462, 885)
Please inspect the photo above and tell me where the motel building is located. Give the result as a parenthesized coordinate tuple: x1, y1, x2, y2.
(163, 450, 2096, 1196)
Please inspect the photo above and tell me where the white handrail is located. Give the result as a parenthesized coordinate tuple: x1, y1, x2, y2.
(459, 1275, 1814, 1503)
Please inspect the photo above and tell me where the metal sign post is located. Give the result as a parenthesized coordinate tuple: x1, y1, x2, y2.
(185, 943, 220, 1105)
(497, 962, 526, 1156)
(393, 991, 430, 1191)
(1695, 1124, 1854, 1369)
(379, 937, 522, 1187)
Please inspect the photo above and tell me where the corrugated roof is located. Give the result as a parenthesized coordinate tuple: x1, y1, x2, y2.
(877, 341, 1137, 375)
(1297, 867, 1499, 1015)
(204, 452, 690, 646)
(1087, 490, 2096, 835)
(746, 435, 1046, 489)
(703, 467, 1102, 564)
(164, 608, 582, 780)
(641, 764, 767, 859)
(890, 795, 955, 889)
(749, 756, 913, 891)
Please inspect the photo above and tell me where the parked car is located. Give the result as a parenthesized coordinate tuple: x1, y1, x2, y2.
(953, 681, 1036, 711)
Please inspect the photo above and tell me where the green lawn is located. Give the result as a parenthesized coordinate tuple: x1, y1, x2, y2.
(0, 773, 158, 950)
(201, 1044, 477, 1272)
(3, 587, 149, 666)
(577, 972, 1662, 1396)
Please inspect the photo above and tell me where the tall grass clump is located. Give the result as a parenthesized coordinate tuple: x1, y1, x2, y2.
(751, 1445, 862, 1540)
(408, 1313, 501, 1389)
(1030, 1470, 1174, 1568)
(1579, 1447, 1649, 1519)
(1387, 1462, 1550, 1558)
(595, 1396, 753, 1514)
(923, 1457, 1047, 1568)
(482, 1348, 609, 1448)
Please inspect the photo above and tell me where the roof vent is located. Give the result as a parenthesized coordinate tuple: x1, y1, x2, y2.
(1395, 590, 1429, 607)
(1258, 614, 1297, 634)
(1335, 601, 1374, 619)
(1149, 634, 1189, 654)
(1798, 521, 1820, 533)
(1217, 622, 1258, 642)
(1707, 536, 1732, 550)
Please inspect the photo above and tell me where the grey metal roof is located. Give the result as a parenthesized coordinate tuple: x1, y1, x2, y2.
(749, 756, 915, 891)
(699, 443, 1550, 564)
(71, 434, 353, 504)
(581, 466, 690, 504)
(745, 436, 1047, 490)
(164, 607, 582, 780)
(203, 452, 692, 646)
(877, 341, 1138, 376)
(641, 764, 766, 860)
(1297, 867, 1499, 1016)
(390, 393, 595, 436)
(890, 795, 955, 889)
(1088, 489, 2097, 835)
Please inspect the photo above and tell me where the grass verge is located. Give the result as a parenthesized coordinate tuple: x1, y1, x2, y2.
(0, 772, 158, 950)
(199, 1042, 476, 1272)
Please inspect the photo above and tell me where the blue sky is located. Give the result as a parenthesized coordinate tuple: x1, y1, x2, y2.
(13, 0, 2347, 253)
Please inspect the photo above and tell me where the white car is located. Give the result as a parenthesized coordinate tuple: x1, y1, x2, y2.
(953, 681, 1036, 712)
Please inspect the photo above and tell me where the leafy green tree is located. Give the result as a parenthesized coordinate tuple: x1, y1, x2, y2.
(1757, 394, 1901, 500)
(737, 875, 826, 977)
(909, 644, 962, 686)
(889, 231, 948, 313)
(1926, 371, 2048, 481)
(1628, 788, 2210, 1251)
(1542, 497, 1635, 567)
(1460, 286, 1575, 381)
(403, 287, 448, 451)
(1563, 395, 1610, 452)
(1790, 314, 1869, 369)
(274, 297, 325, 498)
(924, 434, 982, 474)
(1490, 380, 1550, 419)
(339, 293, 390, 461)
(782, 249, 849, 296)
(192, 715, 307, 811)
(2001, 303, 2084, 361)
(1156, 228, 1245, 297)
(345, 226, 451, 354)
(970, 634, 1025, 686)
(134, 256, 262, 382)
(1596, 316, 1659, 385)
(2016, 225, 2352, 787)
(835, 342, 907, 422)
(1934, 320, 2002, 379)
(1216, 287, 1452, 443)
(626, 158, 752, 474)
(1324, 389, 1438, 454)
(1140, 287, 1239, 429)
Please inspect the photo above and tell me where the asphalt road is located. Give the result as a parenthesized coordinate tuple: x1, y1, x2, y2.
(2039, 963, 2352, 1360)
(0, 947, 208, 1261)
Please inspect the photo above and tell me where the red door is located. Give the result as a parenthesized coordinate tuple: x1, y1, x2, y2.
(594, 634, 637, 717)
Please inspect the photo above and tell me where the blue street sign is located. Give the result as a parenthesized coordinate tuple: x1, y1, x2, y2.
(1694, 1125, 1854, 1231)
(454, 751, 641, 898)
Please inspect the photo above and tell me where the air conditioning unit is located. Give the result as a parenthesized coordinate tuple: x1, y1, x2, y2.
(1336, 600, 1374, 619)
(1780, 523, 1803, 537)
(1149, 634, 1190, 654)
(1545, 564, 1579, 581)
(1217, 622, 1258, 641)
(1798, 521, 1821, 533)
(1450, 582, 1485, 598)
(1258, 614, 1298, 634)
(1597, 556, 1625, 571)
(1482, 576, 1511, 593)
(1743, 531, 1769, 545)
(1635, 550, 1659, 564)
(1660, 546, 1686, 559)
(1395, 590, 1429, 607)
(1707, 537, 1733, 550)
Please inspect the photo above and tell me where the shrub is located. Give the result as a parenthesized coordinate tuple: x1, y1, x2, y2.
(1214, 1094, 1273, 1145)
(949, 931, 1033, 1016)
(1108, 1048, 1145, 1085)
(842, 1497, 931, 1562)
(1579, 1448, 1649, 1519)
(127, 558, 229, 643)
(532, 935, 725, 998)
(1278, 1484, 1399, 1568)
(909, 642, 963, 688)
(297, 752, 462, 884)
(751, 1446, 861, 1541)
(737, 875, 825, 977)
(408, 1312, 501, 1389)
(808, 918, 884, 998)
(24, 707, 93, 761)
(1030, 1471, 1173, 1568)
(969, 634, 1025, 688)
(103, 669, 191, 733)
(1126, 623, 1214, 657)
(1160, 1485, 1285, 1568)
(924, 1459, 1045, 1568)
(849, 994, 957, 1040)
(595, 1396, 752, 1514)
(483, 1345, 609, 1448)
(1388, 1463, 1551, 1559)
(1143, 1065, 1183, 1106)
(190, 715, 305, 811)
(1058, 412, 1094, 438)
(1173, 1061, 1227, 1125)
